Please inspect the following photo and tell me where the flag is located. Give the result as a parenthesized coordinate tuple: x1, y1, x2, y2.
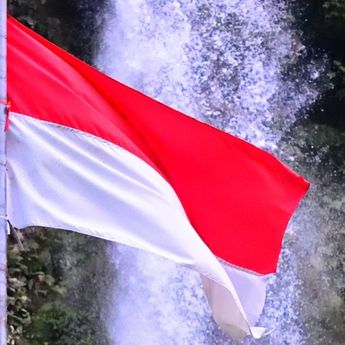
(7, 16, 309, 339)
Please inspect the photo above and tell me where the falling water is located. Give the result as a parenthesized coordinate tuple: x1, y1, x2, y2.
(95, 1, 344, 344)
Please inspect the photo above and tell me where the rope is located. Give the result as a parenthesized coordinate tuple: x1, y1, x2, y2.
(0, 99, 11, 131)
(0, 216, 24, 250)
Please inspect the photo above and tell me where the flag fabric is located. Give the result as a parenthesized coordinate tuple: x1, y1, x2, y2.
(7, 16, 309, 339)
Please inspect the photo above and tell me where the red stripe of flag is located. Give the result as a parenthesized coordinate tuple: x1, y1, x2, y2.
(8, 16, 309, 274)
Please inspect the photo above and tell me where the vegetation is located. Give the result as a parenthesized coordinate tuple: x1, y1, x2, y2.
(7, 230, 113, 345)
(324, 0, 345, 20)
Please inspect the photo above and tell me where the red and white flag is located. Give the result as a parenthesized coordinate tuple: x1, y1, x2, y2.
(7, 16, 309, 339)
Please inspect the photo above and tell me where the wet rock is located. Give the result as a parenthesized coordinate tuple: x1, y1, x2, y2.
(8, 0, 106, 64)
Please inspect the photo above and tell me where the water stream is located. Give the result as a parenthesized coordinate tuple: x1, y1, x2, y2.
(95, 1, 345, 344)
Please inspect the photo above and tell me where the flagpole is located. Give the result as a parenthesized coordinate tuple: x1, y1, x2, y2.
(0, 1, 6, 344)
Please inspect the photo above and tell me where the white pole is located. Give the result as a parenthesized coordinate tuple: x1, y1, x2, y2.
(0, 0, 7, 344)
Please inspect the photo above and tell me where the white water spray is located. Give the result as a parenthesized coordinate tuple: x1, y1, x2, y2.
(95, 1, 331, 344)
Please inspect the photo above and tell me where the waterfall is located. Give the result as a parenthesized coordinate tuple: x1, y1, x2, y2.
(95, 1, 344, 344)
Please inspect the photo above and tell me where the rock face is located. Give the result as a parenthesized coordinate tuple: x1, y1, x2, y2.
(8, 0, 106, 64)
(296, 0, 345, 129)
(279, 119, 345, 345)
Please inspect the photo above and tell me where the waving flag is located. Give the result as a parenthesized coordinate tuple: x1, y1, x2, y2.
(7, 16, 309, 339)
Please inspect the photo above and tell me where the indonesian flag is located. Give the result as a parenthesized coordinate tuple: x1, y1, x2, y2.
(7, 16, 309, 339)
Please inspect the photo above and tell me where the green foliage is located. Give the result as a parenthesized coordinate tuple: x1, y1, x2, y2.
(7, 230, 112, 345)
(332, 60, 345, 90)
(29, 303, 93, 345)
(324, 0, 345, 21)
(7, 231, 66, 345)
